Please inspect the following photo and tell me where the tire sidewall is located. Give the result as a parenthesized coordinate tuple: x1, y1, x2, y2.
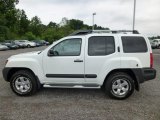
(27, 44, 31, 48)
(10, 71, 37, 96)
(105, 73, 134, 100)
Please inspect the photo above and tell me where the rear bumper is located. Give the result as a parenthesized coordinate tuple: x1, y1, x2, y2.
(132, 68, 156, 83)
(142, 68, 156, 81)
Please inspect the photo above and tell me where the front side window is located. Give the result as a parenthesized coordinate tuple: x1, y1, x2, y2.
(88, 36, 115, 56)
(51, 38, 82, 56)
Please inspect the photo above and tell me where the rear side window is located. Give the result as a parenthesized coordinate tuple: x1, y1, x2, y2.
(122, 36, 148, 53)
(88, 36, 115, 56)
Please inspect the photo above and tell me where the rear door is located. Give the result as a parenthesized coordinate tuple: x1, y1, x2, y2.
(85, 34, 121, 84)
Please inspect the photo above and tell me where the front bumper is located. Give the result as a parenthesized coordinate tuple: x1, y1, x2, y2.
(2, 67, 11, 82)
(31, 45, 36, 47)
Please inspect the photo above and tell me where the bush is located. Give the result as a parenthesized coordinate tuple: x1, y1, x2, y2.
(0, 25, 10, 41)
(25, 32, 37, 40)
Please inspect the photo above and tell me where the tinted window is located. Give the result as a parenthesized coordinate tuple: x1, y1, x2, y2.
(122, 36, 147, 53)
(153, 40, 158, 42)
(52, 38, 82, 56)
(88, 36, 115, 56)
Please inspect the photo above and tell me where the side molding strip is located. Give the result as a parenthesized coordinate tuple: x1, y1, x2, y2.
(46, 74, 97, 78)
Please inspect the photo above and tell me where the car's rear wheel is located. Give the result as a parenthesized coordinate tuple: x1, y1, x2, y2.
(27, 44, 31, 48)
(105, 72, 134, 100)
(10, 70, 38, 96)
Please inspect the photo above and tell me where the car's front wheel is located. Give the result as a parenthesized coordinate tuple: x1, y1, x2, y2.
(10, 70, 38, 96)
(105, 72, 135, 100)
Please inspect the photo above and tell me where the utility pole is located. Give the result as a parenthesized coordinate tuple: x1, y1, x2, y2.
(133, 0, 136, 31)
(92, 12, 96, 30)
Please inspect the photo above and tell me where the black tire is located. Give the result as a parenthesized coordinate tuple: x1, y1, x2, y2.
(100, 85, 105, 92)
(156, 45, 159, 49)
(105, 72, 135, 100)
(10, 70, 38, 96)
(27, 44, 31, 48)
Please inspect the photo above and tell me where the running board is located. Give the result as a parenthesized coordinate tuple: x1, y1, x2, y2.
(43, 84, 100, 89)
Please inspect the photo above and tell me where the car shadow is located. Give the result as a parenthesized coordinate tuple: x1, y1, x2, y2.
(37, 87, 109, 100)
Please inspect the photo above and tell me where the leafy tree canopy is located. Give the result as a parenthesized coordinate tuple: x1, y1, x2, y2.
(0, 0, 110, 43)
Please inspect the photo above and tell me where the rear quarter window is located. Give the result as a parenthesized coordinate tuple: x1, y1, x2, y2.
(121, 36, 148, 53)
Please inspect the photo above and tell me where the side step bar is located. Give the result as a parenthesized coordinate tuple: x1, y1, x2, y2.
(43, 84, 100, 89)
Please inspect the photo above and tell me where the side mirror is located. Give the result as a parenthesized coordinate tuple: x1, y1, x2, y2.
(48, 49, 59, 56)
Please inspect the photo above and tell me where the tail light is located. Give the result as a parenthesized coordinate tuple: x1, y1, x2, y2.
(150, 53, 153, 68)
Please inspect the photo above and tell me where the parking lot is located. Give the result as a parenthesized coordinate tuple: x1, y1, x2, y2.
(0, 47, 159, 120)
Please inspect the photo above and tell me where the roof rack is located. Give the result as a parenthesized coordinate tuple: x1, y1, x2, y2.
(69, 30, 139, 36)
(69, 30, 92, 36)
(93, 30, 139, 34)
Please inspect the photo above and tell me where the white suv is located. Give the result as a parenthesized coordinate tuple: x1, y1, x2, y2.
(2, 30, 156, 100)
(150, 39, 160, 49)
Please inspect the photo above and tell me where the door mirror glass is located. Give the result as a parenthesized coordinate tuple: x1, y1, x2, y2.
(48, 49, 59, 56)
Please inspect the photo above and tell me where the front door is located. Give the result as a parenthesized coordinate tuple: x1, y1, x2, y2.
(43, 37, 85, 84)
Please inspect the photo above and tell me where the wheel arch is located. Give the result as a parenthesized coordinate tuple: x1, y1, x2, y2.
(103, 69, 140, 91)
(7, 67, 41, 88)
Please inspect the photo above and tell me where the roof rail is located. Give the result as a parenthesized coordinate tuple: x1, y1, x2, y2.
(92, 30, 112, 33)
(69, 30, 139, 36)
(69, 30, 92, 36)
(92, 30, 139, 34)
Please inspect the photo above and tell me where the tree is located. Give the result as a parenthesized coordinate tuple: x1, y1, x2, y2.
(29, 16, 42, 37)
(0, 0, 19, 14)
(17, 10, 29, 35)
(48, 22, 58, 28)
(0, 0, 111, 42)
(0, 0, 19, 28)
(0, 0, 19, 39)
(68, 19, 84, 30)
(94, 24, 109, 30)
(0, 26, 9, 41)
(0, 14, 6, 26)
(25, 32, 36, 40)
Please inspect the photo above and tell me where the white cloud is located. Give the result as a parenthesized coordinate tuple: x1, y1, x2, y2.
(16, 0, 160, 36)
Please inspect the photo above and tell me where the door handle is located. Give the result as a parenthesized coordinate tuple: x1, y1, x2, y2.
(74, 59, 83, 62)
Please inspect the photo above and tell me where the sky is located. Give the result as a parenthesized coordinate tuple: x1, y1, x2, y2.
(16, 0, 160, 36)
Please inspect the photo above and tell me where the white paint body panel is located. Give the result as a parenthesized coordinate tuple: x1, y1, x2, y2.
(5, 33, 152, 86)
(119, 35, 151, 69)
(42, 36, 85, 83)
(84, 34, 121, 85)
